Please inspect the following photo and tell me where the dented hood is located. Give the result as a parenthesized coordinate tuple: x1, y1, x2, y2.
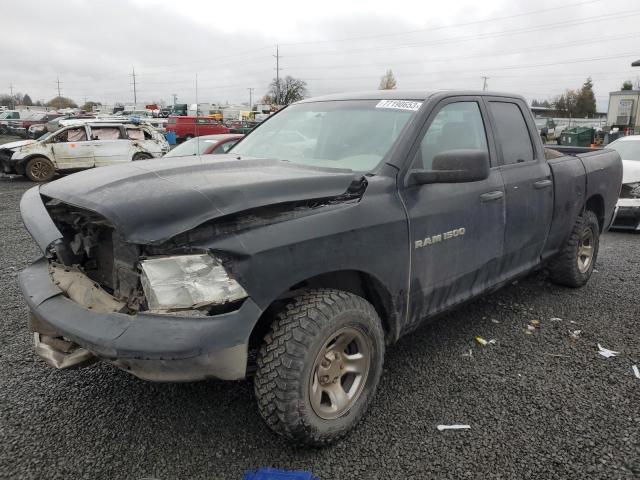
(40, 155, 358, 244)
(0, 139, 37, 150)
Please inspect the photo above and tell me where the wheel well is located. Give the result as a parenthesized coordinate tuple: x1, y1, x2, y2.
(19, 154, 52, 175)
(248, 270, 398, 352)
(585, 194, 604, 232)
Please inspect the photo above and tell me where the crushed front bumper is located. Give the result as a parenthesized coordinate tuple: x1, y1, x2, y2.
(19, 257, 261, 382)
(612, 198, 640, 231)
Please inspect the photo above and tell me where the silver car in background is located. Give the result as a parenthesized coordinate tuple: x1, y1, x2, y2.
(608, 135, 640, 230)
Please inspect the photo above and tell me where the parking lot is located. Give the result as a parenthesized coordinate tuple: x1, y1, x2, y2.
(1, 170, 638, 479)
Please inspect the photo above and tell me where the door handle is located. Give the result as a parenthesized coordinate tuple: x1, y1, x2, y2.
(480, 190, 504, 202)
(534, 179, 552, 189)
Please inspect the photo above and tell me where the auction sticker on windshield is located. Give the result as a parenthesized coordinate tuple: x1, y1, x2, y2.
(376, 100, 422, 111)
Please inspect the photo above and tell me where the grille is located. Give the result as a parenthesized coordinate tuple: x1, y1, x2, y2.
(44, 199, 141, 303)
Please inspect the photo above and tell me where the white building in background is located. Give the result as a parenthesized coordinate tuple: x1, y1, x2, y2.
(607, 90, 640, 131)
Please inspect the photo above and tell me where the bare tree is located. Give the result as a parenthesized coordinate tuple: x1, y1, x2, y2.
(379, 69, 397, 90)
(265, 76, 308, 106)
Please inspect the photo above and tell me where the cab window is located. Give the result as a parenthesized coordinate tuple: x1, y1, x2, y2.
(488, 101, 535, 165)
(413, 101, 488, 170)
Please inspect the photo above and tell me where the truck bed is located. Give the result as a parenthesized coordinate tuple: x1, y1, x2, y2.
(543, 148, 622, 259)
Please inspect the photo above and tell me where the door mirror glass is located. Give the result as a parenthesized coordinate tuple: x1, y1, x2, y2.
(408, 149, 490, 184)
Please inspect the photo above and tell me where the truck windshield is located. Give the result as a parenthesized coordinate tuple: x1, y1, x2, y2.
(231, 99, 420, 171)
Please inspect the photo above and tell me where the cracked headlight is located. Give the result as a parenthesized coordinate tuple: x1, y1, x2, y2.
(140, 254, 247, 312)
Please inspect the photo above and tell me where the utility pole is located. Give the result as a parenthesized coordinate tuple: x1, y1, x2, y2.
(172, 93, 177, 106)
(56, 76, 62, 97)
(273, 45, 282, 105)
(482, 76, 489, 91)
(247, 87, 254, 111)
(9, 82, 14, 109)
(131, 67, 137, 106)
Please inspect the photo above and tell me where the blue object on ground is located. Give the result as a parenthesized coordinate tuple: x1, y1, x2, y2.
(164, 130, 176, 145)
(244, 467, 319, 480)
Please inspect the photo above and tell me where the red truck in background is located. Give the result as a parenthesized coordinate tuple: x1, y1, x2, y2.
(165, 116, 230, 141)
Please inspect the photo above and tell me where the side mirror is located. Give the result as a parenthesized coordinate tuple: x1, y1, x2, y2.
(408, 149, 490, 185)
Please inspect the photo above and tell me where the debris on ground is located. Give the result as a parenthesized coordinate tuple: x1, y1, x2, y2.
(491, 318, 500, 324)
(569, 330, 582, 340)
(632, 365, 640, 380)
(437, 424, 471, 431)
(550, 317, 563, 322)
(525, 319, 541, 335)
(462, 349, 473, 358)
(544, 352, 570, 358)
(474, 336, 496, 346)
(597, 344, 619, 358)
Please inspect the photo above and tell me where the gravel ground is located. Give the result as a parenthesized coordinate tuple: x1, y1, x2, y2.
(0, 174, 639, 480)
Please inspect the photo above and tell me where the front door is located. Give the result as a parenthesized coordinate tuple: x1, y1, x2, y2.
(484, 98, 554, 278)
(400, 98, 506, 329)
(50, 126, 94, 169)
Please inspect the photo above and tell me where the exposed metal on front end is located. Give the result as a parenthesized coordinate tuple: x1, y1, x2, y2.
(33, 332, 95, 369)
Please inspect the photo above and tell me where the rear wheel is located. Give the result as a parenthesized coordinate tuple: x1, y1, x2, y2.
(25, 156, 55, 182)
(548, 210, 599, 287)
(132, 152, 153, 161)
(254, 289, 385, 446)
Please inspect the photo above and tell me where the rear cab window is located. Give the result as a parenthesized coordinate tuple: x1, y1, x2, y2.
(488, 101, 535, 165)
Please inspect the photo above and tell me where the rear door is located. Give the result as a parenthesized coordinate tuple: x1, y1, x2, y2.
(484, 98, 553, 278)
(89, 126, 132, 166)
(50, 126, 94, 169)
(400, 97, 506, 328)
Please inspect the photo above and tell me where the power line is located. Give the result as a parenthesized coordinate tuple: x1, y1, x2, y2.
(279, 0, 605, 47)
(284, 10, 640, 59)
(285, 31, 640, 72)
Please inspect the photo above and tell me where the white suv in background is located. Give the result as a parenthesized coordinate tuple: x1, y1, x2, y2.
(0, 122, 169, 182)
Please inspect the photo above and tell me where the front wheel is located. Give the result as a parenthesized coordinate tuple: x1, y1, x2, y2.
(548, 210, 600, 287)
(132, 152, 153, 161)
(254, 289, 385, 446)
(25, 156, 56, 182)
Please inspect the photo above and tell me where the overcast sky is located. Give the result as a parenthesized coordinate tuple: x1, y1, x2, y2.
(2, 0, 639, 110)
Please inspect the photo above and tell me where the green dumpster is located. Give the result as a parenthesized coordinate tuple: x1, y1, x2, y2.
(560, 127, 594, 147)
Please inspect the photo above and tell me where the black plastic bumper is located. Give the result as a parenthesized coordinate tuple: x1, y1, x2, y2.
(20, 257, 261, 380)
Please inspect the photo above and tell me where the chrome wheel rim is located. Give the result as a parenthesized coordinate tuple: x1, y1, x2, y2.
(577, 229, 594, 274)
(29, 160, 52, 181)
(309, 326, 371, 420)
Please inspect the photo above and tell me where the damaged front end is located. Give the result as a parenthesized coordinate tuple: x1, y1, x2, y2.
(20, 170, 367, 379)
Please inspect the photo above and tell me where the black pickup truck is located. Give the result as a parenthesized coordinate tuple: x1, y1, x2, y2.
(19, 91, 622, 445)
